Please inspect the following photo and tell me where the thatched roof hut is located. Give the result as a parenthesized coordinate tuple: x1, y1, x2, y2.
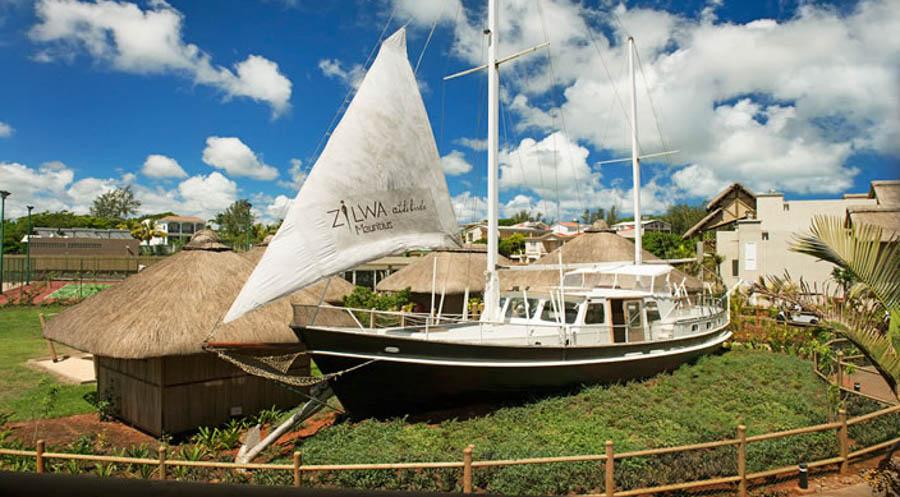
(376, 248, 512, 295)
(375, 248, 513, 313)
(499, 232, 703, 292)
(42, 230, 351, 436)
(243, 243, 355, 306)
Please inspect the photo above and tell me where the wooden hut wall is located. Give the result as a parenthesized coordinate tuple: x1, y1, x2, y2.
(96, 354, 309, 436)
(408, 292, 469, 316)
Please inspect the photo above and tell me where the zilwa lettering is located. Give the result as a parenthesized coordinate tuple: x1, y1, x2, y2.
(328, 197, 428, 236)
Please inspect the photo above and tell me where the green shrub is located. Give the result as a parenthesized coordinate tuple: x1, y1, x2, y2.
(294, 351, 892, 495)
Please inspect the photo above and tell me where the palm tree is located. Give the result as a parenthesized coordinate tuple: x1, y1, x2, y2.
(124, 219, 167, 245)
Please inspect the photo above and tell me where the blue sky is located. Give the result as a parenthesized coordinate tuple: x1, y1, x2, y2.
(0, 0, 897, 224)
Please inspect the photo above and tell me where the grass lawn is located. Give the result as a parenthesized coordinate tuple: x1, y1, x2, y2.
(0, 306, 94, 421)
(48, 283, 110, 300)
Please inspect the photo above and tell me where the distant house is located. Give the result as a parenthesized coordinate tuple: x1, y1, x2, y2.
(683, 183, 757, 239)
(845, 180, 900, 242)
(550, 221, 584, 236)
(28, 227, 138, 257)
(462, 223, 549, 243)
(610, 219, 671, 239)
(709, 182, 886, 291)
(516, 232, 578, 264)
(145, 215, 206, 249)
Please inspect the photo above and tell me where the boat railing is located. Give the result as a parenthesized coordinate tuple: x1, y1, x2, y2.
(294, 301, 730, 347)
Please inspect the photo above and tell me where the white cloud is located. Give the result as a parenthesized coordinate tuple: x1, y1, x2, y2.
(202, 136, 279, 180)
(454, 137, 487, 151)
(29, 0, 292, 116)
(176, 172, 238, 219)
(0, 121, 13, 137)
(401, 0, 900, 202)
(318, 58, 365, 89)
(451, 191, 487, 223)
(265, 194, 292, 222)
(441, 150, 473, 175)
(277, 158, 306, 190)
(142, 154, 187, 179)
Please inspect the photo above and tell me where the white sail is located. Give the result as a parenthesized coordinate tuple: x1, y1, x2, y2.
(224, 28, 459, 323)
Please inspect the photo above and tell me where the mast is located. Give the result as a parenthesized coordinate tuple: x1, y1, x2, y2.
(628, 36, 642, 265)
(483, 0, 501, 320)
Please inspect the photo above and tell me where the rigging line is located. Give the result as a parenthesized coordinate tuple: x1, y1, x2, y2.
(501, 82, 545, 217)
(414, 6, 443, 76)
(307, 6, 397, 166)
(596, 54, 627, 157)
(536, 0, 580, 219)
(634, 45, 673, 165)
(583, 7, 632, 138)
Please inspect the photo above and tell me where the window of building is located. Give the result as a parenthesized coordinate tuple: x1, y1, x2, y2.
(783, 203, 790, 211)
(732, 259, 739, 277)
(762, 232, 769, 240)
(584, 303, 605, 324)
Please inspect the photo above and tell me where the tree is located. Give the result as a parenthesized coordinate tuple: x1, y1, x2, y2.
(214, 200, 254, 249)
(581, 208, 606, 225)
(3, 210, 116, 254)
(642, 231, 695, 260)
(661, 203, 707, 236)
(120, 219, 166, 244)
(605, 205, 620, 227)
(90, 185, 141, 220)
(498, 233, 526, 257)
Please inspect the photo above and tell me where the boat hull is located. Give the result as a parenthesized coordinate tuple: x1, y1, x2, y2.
(294, 324, 731, 419)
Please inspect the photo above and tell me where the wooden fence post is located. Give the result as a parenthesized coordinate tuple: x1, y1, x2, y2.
(35, 440, 45, 474)
(838, 409, 849, 474)
(737, 425, 747, 497)
(462, 444, 474, 494)
(293, 451, 302, 487)
(157, 445, 167, 481)
(605, 440, 614, 497)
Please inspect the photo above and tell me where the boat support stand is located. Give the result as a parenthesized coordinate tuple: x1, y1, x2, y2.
(235, 383, 335, 464)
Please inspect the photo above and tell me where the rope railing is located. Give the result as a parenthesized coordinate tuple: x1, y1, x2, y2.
(2, 403, 897, 495)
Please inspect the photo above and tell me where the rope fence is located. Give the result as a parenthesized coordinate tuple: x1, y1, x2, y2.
(2, 403, 897, 495)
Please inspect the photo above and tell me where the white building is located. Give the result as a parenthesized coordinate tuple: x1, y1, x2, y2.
(145, 215, 207, 248)
(462, 223, 548, 244)
(717, 189, 880, 291)
(610, 219, 671, 239)
(550, 221, 584, 236)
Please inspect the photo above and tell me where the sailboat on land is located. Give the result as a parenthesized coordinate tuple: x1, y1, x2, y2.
(215, 3, 731, 419)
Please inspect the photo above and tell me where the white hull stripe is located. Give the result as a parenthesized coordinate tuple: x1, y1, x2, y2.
(309, 329, 732, 368)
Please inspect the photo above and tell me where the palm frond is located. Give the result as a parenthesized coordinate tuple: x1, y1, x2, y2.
(792, 215, 900, 310)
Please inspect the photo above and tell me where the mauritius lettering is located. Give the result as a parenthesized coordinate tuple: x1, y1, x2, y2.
(328, 197, 428, 235)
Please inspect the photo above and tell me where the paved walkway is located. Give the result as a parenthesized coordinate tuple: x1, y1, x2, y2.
(28, 353, 96, 384)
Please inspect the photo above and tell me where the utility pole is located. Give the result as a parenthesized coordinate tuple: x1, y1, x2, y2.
(26, 205, 34, 285)
(0, 191, 10, 294)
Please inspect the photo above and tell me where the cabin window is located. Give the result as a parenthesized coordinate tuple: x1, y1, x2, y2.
(540, 300, 579, 324)
(645, 302, 661, 322)
(505, 297, 539, 319)
(584, 303, 605, 324)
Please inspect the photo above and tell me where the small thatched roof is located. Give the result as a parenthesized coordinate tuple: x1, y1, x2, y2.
(183, 229, 229, 251)
(847, 206, 900, 241)
(44, 231, 353, 359)
(499, 232, 703, 292)
(585, 219, 610, 232)
(376, 249, 512, 294)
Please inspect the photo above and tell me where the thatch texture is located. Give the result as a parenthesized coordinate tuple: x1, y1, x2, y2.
(183, 229, 229, 251)
(499, 232, 703, 292)
(45, 232, 353, 359)
(847, 207, 900, 241)
(376, 249, 512, 294)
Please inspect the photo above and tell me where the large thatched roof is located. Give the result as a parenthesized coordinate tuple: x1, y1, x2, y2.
(376, 249, 513, 294)
(499, 232, 703, 292)
(44, 231, 352, 359)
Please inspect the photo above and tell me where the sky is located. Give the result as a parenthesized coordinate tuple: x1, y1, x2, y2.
(0, 0, 898, 225)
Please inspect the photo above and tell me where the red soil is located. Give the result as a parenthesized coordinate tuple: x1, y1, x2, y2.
(6, 413, 155, 449)
(0, 280, 118, 305)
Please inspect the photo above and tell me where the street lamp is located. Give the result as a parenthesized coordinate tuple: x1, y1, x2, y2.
(0, 190, 10, 295)
(26, 205, 34, 285)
